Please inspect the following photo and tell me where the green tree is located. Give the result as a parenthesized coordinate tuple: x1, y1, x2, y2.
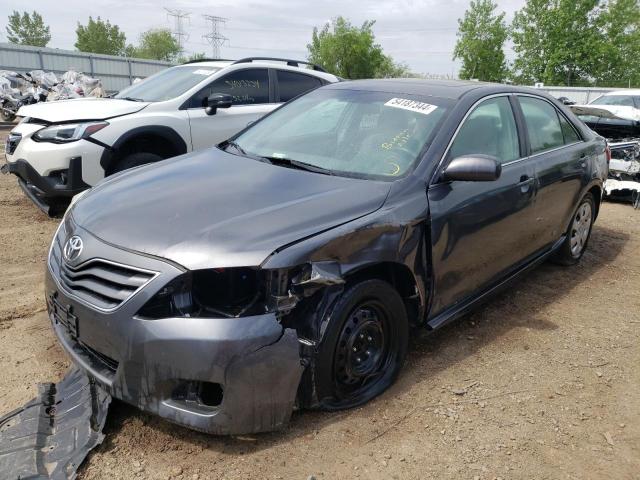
(176, 52, 207, 64)
(307, 17, 409, 79)
(75, 16, 126, 55)
(132, 28, 181, 62)
(511, 0, 603, 86)
(453, 0, 508, 82)
(594, 0, 640, 87)
(6, 10, 51, 47)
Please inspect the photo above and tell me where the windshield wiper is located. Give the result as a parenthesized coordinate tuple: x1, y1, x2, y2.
(225, 140, 247, 155)
(119, 96, 144, 102)
(261, 156, 335, 176)
(222, 143, 334, 175)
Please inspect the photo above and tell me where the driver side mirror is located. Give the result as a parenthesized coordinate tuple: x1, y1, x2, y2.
(205, 93, 233, 116)
(442, 155, 502, 182)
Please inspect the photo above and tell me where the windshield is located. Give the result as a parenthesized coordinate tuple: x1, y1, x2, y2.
(115, 66, 221, 102)
(231, 88, 449, 179)
(590, 95, 640, 108)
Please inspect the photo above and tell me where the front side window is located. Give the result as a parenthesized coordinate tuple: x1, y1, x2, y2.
(231, 88, 451, 180)
(277, 70, 323, 102)
(519, 96, 564, 154)
(115, 66, 221, 102)
(187, 68, 270, 108)
(449, 97, 520, 164)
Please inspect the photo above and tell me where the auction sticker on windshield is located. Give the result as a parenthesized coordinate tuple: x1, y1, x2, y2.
(385, 98, 438, 115)
(193, 69, 216, 76)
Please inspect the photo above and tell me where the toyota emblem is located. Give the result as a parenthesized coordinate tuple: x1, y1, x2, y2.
(63, 235, 83, 262)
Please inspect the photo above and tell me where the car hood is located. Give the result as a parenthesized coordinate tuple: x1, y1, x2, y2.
(570, 104, 640, 122)
(17, 97, 149, 122)
(71, 149, 391, 270)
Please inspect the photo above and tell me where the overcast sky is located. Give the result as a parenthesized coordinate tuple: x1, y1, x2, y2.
(2, 0, 526, 75)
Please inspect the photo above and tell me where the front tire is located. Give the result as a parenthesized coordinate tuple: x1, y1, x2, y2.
(313, 279, 408, 410)
(553, 193, 595, 265)
(109, 152, 162, 175)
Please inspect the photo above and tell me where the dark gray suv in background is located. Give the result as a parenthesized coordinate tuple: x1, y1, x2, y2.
(46, 79, 608, 434)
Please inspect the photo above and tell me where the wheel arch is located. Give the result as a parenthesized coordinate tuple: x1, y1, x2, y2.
(100, 126, 188, 175)
(588, 183, 602, 219)
(342, 261, 423, 326)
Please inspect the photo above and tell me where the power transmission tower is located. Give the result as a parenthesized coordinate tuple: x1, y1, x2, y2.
(202, 15, 228, 59)
(165, 8, 190, 54)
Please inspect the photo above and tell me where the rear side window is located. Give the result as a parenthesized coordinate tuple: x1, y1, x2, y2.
(449, 96, 520, 164)
(277, 70, 323, 102)
(187, 68, 270, 108)
(519, 97, 564, 153)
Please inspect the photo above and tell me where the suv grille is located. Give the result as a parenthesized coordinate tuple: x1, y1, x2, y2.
(49, 233, 157, 311)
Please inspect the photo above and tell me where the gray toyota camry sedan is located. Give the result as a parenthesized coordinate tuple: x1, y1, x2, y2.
(46, 79, 608, 434)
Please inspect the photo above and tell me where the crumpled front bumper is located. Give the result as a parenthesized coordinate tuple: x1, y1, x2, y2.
(45, 225, 304, 435)
(2, 158, 89, 215)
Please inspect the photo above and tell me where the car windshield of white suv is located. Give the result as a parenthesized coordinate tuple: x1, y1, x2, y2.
(229, 88, 450, 180)
(590, 95, 640, 108)
(114, 66, 221, 102)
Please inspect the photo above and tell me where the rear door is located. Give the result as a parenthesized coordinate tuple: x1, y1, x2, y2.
(186, 68, 278, 150)
(516, 95, 588, 249)
(427, 95, 539, 316)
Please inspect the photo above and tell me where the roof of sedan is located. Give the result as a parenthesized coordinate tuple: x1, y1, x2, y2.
(327, 78, 521, 100)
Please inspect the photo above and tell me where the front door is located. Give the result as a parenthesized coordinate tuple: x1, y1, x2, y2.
(186, 68, 279, 150)
(427, 95, 538, 317)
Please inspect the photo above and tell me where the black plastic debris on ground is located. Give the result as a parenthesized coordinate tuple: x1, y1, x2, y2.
(0, 368, 111, 479)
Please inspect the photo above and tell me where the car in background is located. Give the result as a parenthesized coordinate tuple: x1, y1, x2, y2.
(2, 57, 338, 214)
(570, 90, 640, 207)
(46, 79, 607, 435)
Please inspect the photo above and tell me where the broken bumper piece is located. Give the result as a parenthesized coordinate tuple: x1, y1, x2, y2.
(0, 368, 111, 480)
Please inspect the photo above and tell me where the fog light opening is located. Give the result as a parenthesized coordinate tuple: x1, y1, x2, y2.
(199, 382, 224, 407)
(172, 380, 224, 408)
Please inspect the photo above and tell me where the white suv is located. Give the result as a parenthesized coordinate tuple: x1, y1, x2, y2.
(2, 57, 338, 214)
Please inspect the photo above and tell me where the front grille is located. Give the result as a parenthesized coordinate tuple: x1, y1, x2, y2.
(59, 260, 155, 310)
(49, 230, 157, 311)
(5, 133, 21, 155)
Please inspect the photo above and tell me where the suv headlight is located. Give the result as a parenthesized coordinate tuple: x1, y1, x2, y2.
(32, 121, 108, 143)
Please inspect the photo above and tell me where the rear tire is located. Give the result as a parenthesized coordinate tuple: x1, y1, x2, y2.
(313, 279, 408, 410)
(552, 193, 595, 266)
(109, 152, 162, 175)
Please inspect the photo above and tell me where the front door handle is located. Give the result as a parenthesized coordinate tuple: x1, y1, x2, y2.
(518, 175, 534, 193)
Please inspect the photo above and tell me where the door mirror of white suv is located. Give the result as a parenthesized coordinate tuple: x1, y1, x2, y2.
(206, 93, 233, 116)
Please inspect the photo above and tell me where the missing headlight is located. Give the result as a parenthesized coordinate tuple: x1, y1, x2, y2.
(137, 268, 266, 319)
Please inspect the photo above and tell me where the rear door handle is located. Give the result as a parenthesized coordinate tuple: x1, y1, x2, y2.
(578, 153, 587, 168)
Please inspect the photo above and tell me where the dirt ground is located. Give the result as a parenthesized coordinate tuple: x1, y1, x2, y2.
(0, 127, 638, 480)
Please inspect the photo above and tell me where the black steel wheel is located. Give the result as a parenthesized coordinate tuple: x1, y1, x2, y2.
(313, 279, 408, 410)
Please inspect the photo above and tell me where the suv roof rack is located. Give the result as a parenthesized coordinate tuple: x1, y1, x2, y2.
(181, 58, 235, 65)
(231, 57, 328, 73)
